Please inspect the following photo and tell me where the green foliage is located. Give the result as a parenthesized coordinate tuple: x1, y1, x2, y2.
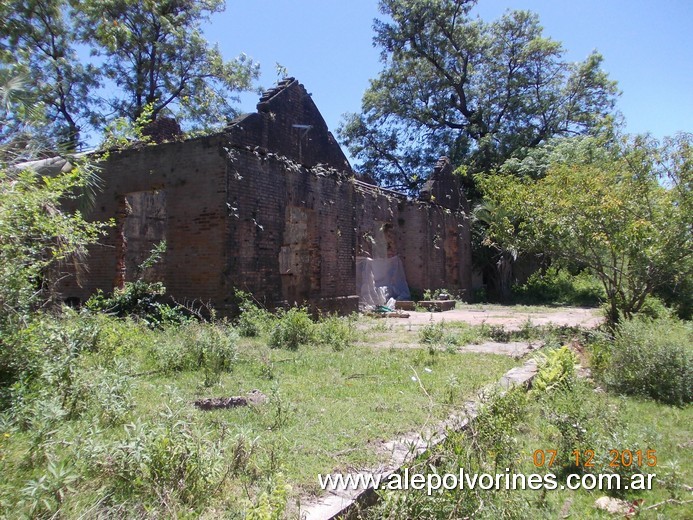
(1, 1, 99, 148)
(85, 280, 189, 328)
(3, 314, 137, 428)
(235, 290, 273, 337)
(100, 417, 228, 507)
(532, 346, 578, 394)
(539, 379, 641, 483)
(85, 240, 191, 328)
(418, 320, 445, 345)
(339, 0, 618, 193)
(151, 322, 237, 385)
(0, 165, 108, 334)
(1, 0, 259, 146)
(472, 387, 528, 470)
(368, 387, 531, 519)
(19, 460, 79, 518)
(604, 317, 692, 406)
(314, 314, 355, 351)
(67, 362, 134, 425)
(78, 0, 259, 131)
(421, 288, 457, 301)
(513, 266, 605, 306)
(100, 101, 155, 149)
(245, 473, 290, 520)
(268, 307, 314, 350)
(479, 134, 693, 325)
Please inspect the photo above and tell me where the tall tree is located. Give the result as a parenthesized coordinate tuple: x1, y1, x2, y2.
(1, 0, 99, 149)
(478, 134, 693, 324)
(339, 0, 619, 193)
(79, 0, 259, 130)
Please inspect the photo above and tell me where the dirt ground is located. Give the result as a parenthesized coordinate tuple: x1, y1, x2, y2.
(377, 305, 603, 331)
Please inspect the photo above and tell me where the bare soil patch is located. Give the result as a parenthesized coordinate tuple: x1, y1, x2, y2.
(377, 305, 602, 331)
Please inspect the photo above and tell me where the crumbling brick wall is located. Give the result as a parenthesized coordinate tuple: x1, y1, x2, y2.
(58, 79, 472, 314)
(58, 134, 231, 306)
(353, 181, 472, 298)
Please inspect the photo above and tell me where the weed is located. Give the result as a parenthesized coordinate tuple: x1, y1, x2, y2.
(314, 314, 354, 351)
(443, 374, 460, 404)
(532, 346, 578, 394)
(268, 307, 314, 350)
(472, 387, 528, 471)
(419, 319, 445, 344)
(488, 324, 511, 342)
(101, 418, 228, 507)
(266, 384, 293, 430)
(245, 473, 290, 520)
(367, 320, 391, 333)
(85, 280, 190, 328)
(604, 316, 692, 406)
(235, 290, 273, 337)
(20, 460, 79, 518)
(65, 361, 134, 425)
(229, 431, 259, 476)
(151, 322, 238, 384)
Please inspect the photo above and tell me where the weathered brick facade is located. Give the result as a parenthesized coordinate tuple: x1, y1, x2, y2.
(58, 79, 472, 314)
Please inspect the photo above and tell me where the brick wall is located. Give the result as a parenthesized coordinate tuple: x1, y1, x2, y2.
(59, 134, 230, 306)
(58, 79, 472, 314)
(353, 182, 472, 299)
(225, 150, 356, 312)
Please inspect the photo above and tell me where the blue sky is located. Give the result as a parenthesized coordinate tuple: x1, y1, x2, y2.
(206, 0, 692, 147)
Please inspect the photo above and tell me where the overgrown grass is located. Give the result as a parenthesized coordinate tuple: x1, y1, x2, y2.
(365, 376, 693, 519)
(0, 310, 517, 517)
(600, 316, 692, 406)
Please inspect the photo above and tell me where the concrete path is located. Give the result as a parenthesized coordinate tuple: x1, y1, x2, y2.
(299, 359, 539, 520)
(379, 305, 602, 331)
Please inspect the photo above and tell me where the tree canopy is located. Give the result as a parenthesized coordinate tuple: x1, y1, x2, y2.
(1, 0, 98, 150)
(79, 0, 258, 130)
(478, 133, 693, 323)
(0, 0, 259, 149)
(339, 0, 619, 193)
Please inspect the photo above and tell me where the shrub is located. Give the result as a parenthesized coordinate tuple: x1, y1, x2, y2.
(540, 379, 643, 487)
(19, 460, 79, 518)
(314, 314, 354, 351)
(2, 313, 101, 411)
(235, 290, 273, 337)
(268, 307, 313, 350)
(245, 473, 290, 520)
(100, 418, 227, 507)
(64, 361, 134, 425)
(472, 387, 528, 470)
(532, 346, 578, 393)
(604, 317, 692, 406)
(512, 266, 604, 306)
(85, 280, 189, 328)
(151, 322, 237, 385)
(633, 295, 674, 320)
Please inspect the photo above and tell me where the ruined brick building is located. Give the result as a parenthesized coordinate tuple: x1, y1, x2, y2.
(59, 78, 473, 314)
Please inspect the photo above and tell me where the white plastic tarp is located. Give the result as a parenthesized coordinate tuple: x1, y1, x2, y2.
(356, 256, 411, 310)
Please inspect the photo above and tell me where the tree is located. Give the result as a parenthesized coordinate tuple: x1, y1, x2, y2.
(78, 0, 259, 130)
(339, 0, 618, 193)
(477, 134, 692, 324)
(471, 199, 519, 302)
(0, 72, 108, 395)
(1, 0, 100, 149)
